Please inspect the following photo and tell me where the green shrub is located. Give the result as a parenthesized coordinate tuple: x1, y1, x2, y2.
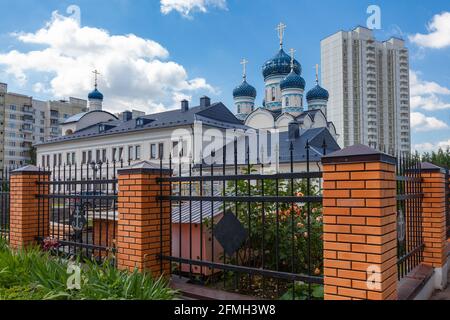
(0, 239, 177, 300)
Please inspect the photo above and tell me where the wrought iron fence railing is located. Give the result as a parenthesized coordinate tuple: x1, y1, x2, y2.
(0, 167, 13, 242)
(396, 154, 424, 280)
(446, 170, 450, 239)
(36, 161, 122, 261)
(157, 140, 325, 300)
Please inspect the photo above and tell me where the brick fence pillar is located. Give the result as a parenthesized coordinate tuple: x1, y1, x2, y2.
(10, 165, 50, 250)
(420, 162, 448, 289)
(116, 161, 171, 277)
(322, 145, 398, 300)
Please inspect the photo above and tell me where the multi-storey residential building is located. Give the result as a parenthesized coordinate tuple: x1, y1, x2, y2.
(44, 98, 88, 140)
(0, 83, 87, 167)
(321, 26, 411, 155)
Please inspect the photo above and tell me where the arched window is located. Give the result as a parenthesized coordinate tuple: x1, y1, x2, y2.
(271, 87, 276, 101)
(285, 97, 289, 107)
(237, 105, 241, 114)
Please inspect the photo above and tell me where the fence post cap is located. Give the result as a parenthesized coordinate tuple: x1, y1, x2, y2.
(117, 160, 172, 175)
(11, 165, 50, 175)
(322, 144, 396, 165)
(420, 162, 446, 174)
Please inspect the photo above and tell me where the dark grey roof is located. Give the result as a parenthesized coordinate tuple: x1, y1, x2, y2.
(64, 112, 89, 124)
(63, 110, 118, 124)
(200, 126, 340, 166)
(278, 127, 340, 163)
(420, 162, 442, 170)
(421, 162, 446, 173)
(249, 107, 325, 123)
(325, 144, 381, 158)
(36, 102, 248, 146)
(322, 144, 396, 165)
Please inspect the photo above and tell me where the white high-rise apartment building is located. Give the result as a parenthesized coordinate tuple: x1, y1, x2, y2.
(321, 26, 411, 155)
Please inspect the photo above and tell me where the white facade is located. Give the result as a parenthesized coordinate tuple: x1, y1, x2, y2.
(245, 108, 335, 138)
(321, 26, 411, 154)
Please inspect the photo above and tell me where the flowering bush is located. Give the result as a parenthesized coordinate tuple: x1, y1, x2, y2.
(42, 238, 60, 252)
(217, 166, 323, 281)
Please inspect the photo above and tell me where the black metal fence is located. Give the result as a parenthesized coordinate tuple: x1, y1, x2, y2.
(157, 140, 325, 300)
(446, 170, 450, 239)
(396, 154, 424, 280)
(0, 167, 13, 242)
(36, 161, 122, 261)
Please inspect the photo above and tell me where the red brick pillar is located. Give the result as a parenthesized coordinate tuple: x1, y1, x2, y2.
(9, 165, 50, 250)
(116, 161, 171, 277)
(420, 162, 447, 288)
(322, 145, 398, 300)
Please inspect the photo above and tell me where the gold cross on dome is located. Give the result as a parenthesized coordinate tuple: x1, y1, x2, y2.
(92, 69, 101, 88)
(276, 22, 286, 48)
(289, 48, 296, 69)
(315, 64, 319, 84)
(240, 58, 248, 80)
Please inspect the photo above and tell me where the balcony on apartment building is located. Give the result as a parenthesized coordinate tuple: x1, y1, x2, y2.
(22, 105, 34, 114)
(50, 110, 59, 119)
(21, 123, 33, 133)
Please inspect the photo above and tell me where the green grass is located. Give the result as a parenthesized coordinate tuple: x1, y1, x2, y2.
(0, 239, 177, 300)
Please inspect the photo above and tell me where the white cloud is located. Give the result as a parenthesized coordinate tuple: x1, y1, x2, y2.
(160, 0, 227, 18)
(410, 112, 448, 132)
(410, 70, 450, 111)
(0, 11, 216, 113)
(409, 12, 450, 49)
(413, 139, 450, 153)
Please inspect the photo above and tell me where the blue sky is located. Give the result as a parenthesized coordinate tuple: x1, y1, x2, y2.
(0, 0, 449, 152)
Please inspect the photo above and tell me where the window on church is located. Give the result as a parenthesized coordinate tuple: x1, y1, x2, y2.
(285, 97, 289, 107)
(151, 144, 157, 159)
(159, 143, 164, 160)
(119, 147, 124, 161)
(237, 105, 241, 114)
(135, 146, 141, 160)
(271, 87, 276, 101)
(128, 146, 133, 161)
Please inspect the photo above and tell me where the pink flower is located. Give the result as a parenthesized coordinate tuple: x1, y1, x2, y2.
(42, 237, 60, 251)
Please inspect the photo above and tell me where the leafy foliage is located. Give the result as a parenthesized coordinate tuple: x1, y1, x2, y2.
(204, 166, 324, 299)
(280, 282, 324, 300)
(217, 166, 323, 276)
(417, 147, 450, 169)
(0, 239, 177, 300)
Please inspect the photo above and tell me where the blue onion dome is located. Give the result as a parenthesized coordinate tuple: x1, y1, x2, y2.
(88, 88, 104, 100)
(280, 71, 306, 90)
(306, 84, 329, 101)
(233, 80, 257, 98)
(262, 49, 301, 79)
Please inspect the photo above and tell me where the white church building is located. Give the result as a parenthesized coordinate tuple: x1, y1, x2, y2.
(35, 24, 340, 170)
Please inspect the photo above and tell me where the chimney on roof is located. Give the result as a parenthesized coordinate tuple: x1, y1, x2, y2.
(181, 100, 189, 112)
(122, 110, 132, 122)
(200, 96, 211, 108)
(288, 121, 300, 141)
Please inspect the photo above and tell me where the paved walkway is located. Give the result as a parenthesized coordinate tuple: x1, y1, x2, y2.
(430, 269, 450, 300)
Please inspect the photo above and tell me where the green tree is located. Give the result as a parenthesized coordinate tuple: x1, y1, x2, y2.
(419, 147, 450, 169)
(27, 146, 37, 165)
